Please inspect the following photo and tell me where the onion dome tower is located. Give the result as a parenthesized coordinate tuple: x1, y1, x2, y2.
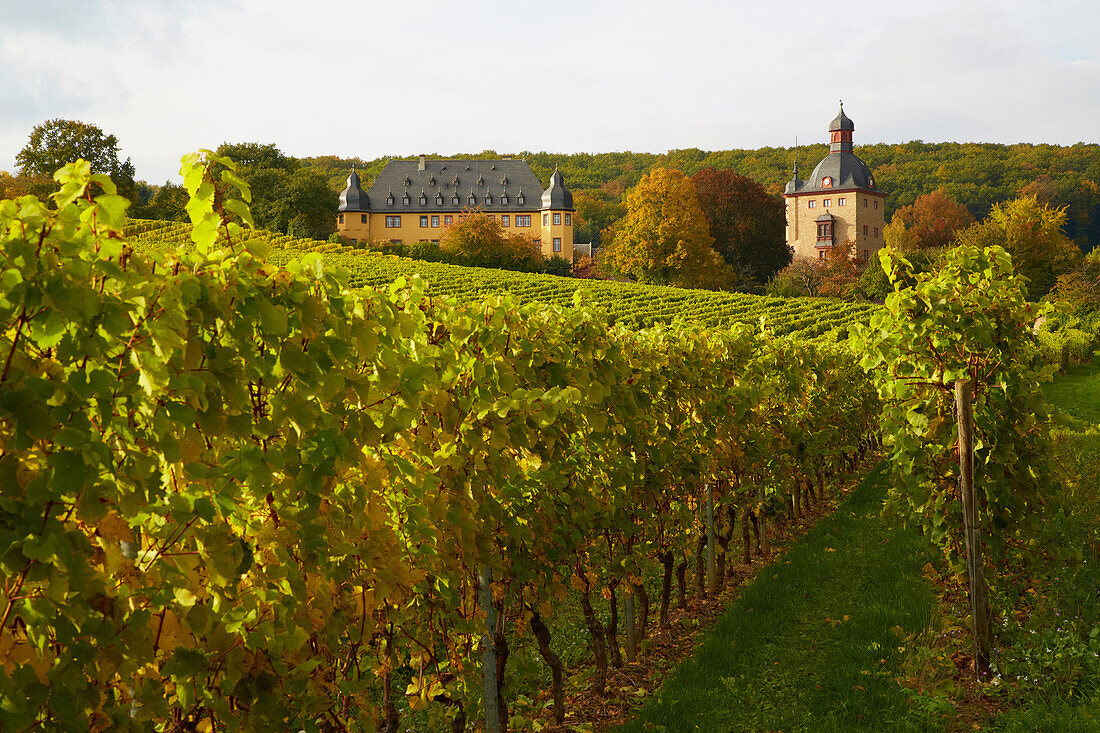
(539, 166, 575, 259)
(782, 104, 886, 262)
(337, 169, 371, 241)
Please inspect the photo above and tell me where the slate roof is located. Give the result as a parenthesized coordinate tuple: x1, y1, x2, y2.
(785, 106, 880, 196)
(361, 159, 548, 213)
(795, 151, 879, 194)
(541, 167, 575, 211)
(830, 103, 855, 132)
(338, 170, 369, 212)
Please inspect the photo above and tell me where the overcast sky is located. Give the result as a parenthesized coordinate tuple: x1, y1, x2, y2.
(2, 0, 1098, 184)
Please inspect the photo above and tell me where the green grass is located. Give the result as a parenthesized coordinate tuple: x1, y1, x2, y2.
(1042, 358, 1100, 426)
(616, 465, 942, 733)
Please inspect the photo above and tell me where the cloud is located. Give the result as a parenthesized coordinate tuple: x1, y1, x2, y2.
(0, 0, 1097, 182)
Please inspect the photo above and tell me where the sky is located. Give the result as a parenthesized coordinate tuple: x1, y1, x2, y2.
(1, 0, 1098, 185)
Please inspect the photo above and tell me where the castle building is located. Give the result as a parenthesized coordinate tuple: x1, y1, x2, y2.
(784, 105, 886, 261)
(337, 157, 575, 260)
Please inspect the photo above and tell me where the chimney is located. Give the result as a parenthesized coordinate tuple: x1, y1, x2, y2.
(418, 155, 426, 171)
(501, 154, 512, 161)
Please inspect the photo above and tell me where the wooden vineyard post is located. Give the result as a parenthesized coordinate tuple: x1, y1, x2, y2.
(479, 566, 501, 733)
(706, 481, 717, 596)
(955, 379, 992, 680)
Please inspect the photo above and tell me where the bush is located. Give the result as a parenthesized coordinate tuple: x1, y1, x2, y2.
(542, 255, 572, 277)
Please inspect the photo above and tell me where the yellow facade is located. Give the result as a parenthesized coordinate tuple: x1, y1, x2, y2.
(337, 209, 574, 259)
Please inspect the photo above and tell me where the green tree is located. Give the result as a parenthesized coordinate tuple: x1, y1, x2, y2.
(691, 167, 790, 285)
(955, 195, 1081, 298)
(149, 180, 189, 221)
(883, 188, 975, 251)
(600, 168, 730, 289)
(572, 189, 625, 246)
(16, 119, 136, 198)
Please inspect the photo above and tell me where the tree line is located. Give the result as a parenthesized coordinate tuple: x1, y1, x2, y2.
(6, 119, 1097, 255)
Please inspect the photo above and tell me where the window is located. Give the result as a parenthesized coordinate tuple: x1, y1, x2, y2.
(863, 225, 869, 235)
(565, 213, 571, 226)
(402, 194, 410, 205)
(431, 215, 440, 227)
(553, 213, 561, 225)
(452, 195, 460, 205)
(436, 194, 444, 205)
(553, 237, 562, 253)
(543, 213, 549, 226)
(430, 239, 439, 245)
(501, 194, 509, 205)
(339, 213, 344, 224)
(485, 194, 493, 204)
(489, 214, 495, 220)
(468, 195, 476, 205)
(349, 238, 356, 244)
(516, 215, 531, 227)
(419, 215, 428, 228)
(533, 239, 541, 247)
(419, 194, 427, 205)
(501, 215, 510, 226)
(517, 194, 525, 205)
(361, 214, 367, 223)
(864, 198, 868, 207)
(385, 215, 401, 228)
(874, 227, 879, 237)
(444, 215, 453, 225)
(837, 197, 846, 206)
(386, 195, 394, 206)
(819, 250, 827, 260)
(874, 200, 879, 210)
(816, 221, 833, 242)
(823, 199, 831, 207)
(808, 200, 816, 209)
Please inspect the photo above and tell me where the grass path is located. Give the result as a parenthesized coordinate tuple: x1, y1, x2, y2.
(616, 464, 941, 733)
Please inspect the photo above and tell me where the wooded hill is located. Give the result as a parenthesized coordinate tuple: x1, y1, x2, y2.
(304, 141, 1100, 251)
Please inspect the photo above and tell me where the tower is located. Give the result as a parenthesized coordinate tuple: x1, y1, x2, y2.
(539, 167, 575, 260)
(783, 104, 886, 262)
(337, 169, 370, 243)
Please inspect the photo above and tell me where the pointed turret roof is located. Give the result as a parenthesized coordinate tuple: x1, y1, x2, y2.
(540, 166, 574, 211)
(338, 169, 369, 212)
(830, 102, 854, 132)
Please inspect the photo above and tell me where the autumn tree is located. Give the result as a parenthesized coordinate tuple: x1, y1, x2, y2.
(883, 188, 975, 251)
(16, 118, 136, 199)
(441, 210, 544, 272)
(955, 195, 1081, 298)
(600, 168, 730, 289)
(691, 167, 790, 285)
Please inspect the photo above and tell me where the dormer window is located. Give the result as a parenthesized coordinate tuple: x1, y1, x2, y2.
(436, 194, 444, 205)
(477, 175, 484, 186)
(485, 193, 493, 204)
(402, 194, 410, 205)
(501, 194, 509, 205)
(501, 176, 509, 186)
(428, 176, 436, 186)
(419, 194, 427, 205)
(451, 195, 460, 205)
(468, 195, 476, 205)
(404, 177, 411, 186)
(517, 193, 525, 205)
(386, 194, 394, 206)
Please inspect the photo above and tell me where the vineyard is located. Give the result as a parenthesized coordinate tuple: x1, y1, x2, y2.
(1, 158, 1062, 733)
(123, 220, 876, 339)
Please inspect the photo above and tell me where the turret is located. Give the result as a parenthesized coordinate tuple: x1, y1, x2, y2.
(829, 102, 855, 153)
(539, 166, 575, 260)
(338, 169, 369, 212)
